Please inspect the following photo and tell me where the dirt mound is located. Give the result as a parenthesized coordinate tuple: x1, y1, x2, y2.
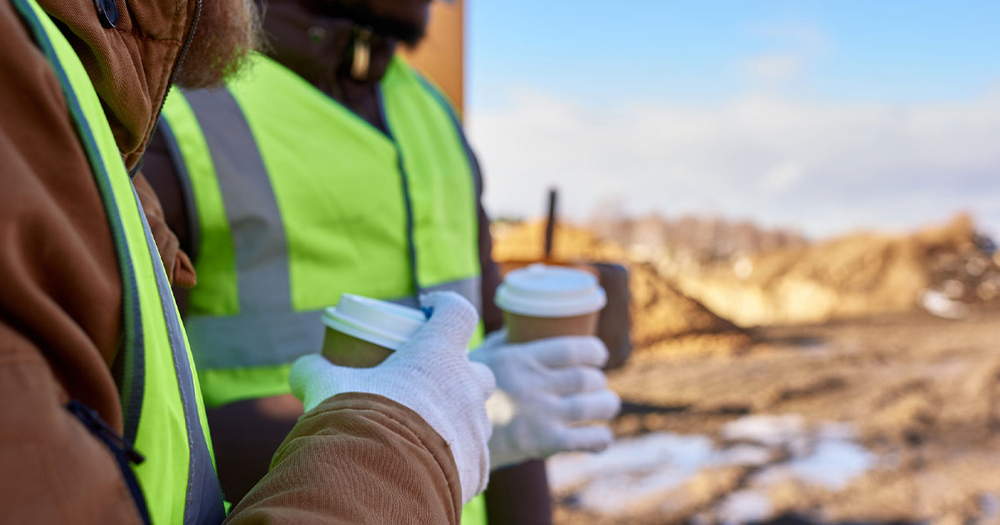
(492, 214, 999, 335)
(492, 221, 754, 358)
(669, 214, 1000, 326)
(629, 262, 753, 359)
(491, 220, 627, 262)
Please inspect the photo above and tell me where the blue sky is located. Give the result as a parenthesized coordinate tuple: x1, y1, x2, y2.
(464, 1, 1000, 237)
(469, 1, 1000, 106)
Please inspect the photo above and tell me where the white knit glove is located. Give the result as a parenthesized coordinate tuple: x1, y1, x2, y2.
(289, 292, 496, 504)
(470, 331, 621, 470)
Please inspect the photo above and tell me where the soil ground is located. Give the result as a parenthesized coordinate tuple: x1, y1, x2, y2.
(553, 307, 1000, 525)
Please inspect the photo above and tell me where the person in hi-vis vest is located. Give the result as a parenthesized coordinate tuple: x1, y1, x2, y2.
(0, 0, 499, 520)
(142, 0, 621, 522)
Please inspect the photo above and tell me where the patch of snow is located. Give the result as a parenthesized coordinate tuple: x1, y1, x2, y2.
(754, 439, 874, 490)
(570, 460, 705, 514)
(788, 439, 874, 489)
(717, 491, 774, 525)
(547, 432, 714, 492)
(548, 415, 877, 517)
(920, 289, 968, 319)
(722, 414, 806, 447)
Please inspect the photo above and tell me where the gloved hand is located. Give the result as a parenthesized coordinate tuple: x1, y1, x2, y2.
(470, 331, 621, 470)
(289, 292, 496, 504)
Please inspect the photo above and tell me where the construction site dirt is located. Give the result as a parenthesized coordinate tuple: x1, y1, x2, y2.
(493, 216, 1000, 525)
(550, 309, 1000, 525)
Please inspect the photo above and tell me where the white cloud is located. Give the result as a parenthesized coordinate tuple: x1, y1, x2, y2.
(741, 53, 803, 82)
(747, 21, 828, 54)
(467, 87, 1000, 238)
(738, 22, 829, 86)
(762, 160, 805, 193)
(740, 22, 827, 85)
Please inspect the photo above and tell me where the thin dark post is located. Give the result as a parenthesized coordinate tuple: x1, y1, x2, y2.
(544, 188, 558, 259)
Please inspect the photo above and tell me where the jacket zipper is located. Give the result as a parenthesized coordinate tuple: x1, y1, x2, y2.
(67, 400, 145, 464)
(67, 400, 151, 524)
(132, 0, 202, 177)
(351, 27, 373, 81)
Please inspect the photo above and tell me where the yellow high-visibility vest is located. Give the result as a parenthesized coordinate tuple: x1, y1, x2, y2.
(11, 0, 224, 521)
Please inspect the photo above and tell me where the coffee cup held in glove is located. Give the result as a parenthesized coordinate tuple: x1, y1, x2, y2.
(495, 264, 607, 344)
(321, 294, 427, 367)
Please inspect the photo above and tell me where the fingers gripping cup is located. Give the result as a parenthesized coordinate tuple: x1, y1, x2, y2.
(321, 294, 427, 367)
(495, 264, 607, 343)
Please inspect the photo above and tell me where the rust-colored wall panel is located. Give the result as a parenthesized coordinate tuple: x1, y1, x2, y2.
(400, 0, 465, 112)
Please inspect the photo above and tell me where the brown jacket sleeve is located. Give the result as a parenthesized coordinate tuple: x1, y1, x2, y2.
(0, 2, 143, 522)
(227, 393, 462, 524)
(133, 172, 197, 288)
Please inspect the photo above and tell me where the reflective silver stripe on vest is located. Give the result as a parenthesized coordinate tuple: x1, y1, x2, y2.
(429, 276, 483, 313)
(186, 275, 483, 370)
(180, 87, 298, 372)
(134, 188, 226, 524)
(185, 310, 324, 369)
(182, 88, 293, 315)
(390, 276, 483, 313)
(176, 87, 482, 371)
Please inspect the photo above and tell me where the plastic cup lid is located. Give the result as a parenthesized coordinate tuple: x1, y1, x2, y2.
(322, 294, 427, 351)
(495, 263, 607, 318)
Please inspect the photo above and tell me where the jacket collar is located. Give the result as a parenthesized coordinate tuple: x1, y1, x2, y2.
(263, 0, 397, 99)
(39, 0, 200, 168)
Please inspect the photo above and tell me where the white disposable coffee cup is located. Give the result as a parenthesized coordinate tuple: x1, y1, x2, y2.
(321, 294, 427, 367)
(495, 264, 607, 343)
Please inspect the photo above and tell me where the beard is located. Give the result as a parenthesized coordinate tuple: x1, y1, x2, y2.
(174, 0, 264, 89)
